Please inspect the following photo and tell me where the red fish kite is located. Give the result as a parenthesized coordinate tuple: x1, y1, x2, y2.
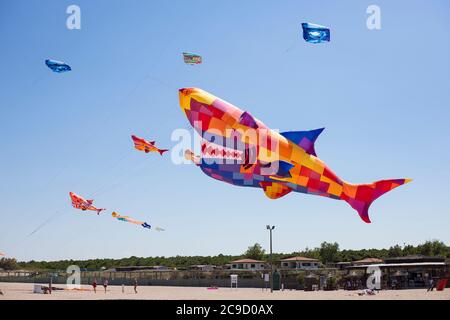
(131, 135, 168, 156)
(69, 192, 105, 215)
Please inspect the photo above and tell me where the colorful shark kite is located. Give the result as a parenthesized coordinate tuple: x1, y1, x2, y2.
(179, 88, 411, 223)
(131, 135, 169, 156)
(69, 192, 105, 215)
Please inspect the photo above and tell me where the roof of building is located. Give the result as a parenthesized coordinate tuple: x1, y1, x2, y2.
(230, 259, 266, 264)
(189, 265, 216, 268)
(280, 256, 319, 262)
(112, 265, 170, 271)
(353, 258, 384, 264)
(349, 262, 446, 269)
(384, 255, 445, 264)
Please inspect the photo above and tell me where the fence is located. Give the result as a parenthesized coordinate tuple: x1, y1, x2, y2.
(0, 269, 319, 288)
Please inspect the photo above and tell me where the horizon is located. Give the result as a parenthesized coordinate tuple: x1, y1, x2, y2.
(1, 0, 449, 261)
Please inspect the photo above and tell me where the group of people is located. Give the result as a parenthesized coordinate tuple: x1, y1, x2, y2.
(91, 278, 139, 294)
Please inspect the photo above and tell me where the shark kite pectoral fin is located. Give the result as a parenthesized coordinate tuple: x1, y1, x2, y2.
(260, 181, 293, 199)
(280, 128, 324, 156)
(260, 160, 294, 179)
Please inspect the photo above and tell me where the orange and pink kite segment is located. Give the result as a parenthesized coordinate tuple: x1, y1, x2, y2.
(112, 211, 151, 229)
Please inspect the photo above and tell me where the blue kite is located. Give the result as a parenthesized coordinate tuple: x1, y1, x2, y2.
(302, 23, 330, 43)
(45, 59, 72, 73)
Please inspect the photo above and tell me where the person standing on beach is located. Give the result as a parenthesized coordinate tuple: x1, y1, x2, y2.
(92, 279, 97, 293)
(427, 278, 435, 292)
(134, 278, 138, 294)
(103, 278, 108, 293)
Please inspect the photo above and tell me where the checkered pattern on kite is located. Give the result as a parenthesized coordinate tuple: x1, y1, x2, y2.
(179, 88, 411, 223)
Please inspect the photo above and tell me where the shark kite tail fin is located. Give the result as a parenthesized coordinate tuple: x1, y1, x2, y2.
(341, 178, 412, 223)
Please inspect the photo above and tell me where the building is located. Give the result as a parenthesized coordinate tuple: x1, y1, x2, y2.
(352, 258, 384, 265)
(347, 255, 448, 289)
(188, 265, 217, 272)
(110, 265, 170, 272)
(279, 256, 320, 270)
(228, 259, 267, 270)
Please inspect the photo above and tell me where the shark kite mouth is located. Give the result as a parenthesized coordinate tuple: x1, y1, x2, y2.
(200, 139, 244, 161)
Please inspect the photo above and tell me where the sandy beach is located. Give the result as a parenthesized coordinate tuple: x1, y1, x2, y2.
(0, 282, 448, 300)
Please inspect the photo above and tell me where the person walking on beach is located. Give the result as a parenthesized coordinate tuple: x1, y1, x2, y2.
(103, 278, 109, 293)
(92, 279, 97, 293)
(134, 278, 138, 294)
(427, 278, 435, 292)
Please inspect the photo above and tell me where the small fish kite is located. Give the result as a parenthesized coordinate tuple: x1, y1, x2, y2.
(112, 212, 152, 229)
(0, 251, 5, 256)
(45, 59, 72, 73)
(183, 52, 202, 65)
(131, 135, 168, 156)
(301, 23, 330, 43)
(69, 192, 105, 215)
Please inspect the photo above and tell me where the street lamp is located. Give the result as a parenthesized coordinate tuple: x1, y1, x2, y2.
(266, 225, 275, 293)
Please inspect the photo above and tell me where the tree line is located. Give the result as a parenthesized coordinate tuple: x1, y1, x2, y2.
(0, 240, 448, 271)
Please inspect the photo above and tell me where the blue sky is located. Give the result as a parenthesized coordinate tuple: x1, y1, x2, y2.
(0, 0, 449, 261)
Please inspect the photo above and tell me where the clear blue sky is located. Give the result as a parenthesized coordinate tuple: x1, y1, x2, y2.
(1, 0, 449, 261)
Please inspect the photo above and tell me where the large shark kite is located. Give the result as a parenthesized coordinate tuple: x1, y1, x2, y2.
(179, 88, 411, 223)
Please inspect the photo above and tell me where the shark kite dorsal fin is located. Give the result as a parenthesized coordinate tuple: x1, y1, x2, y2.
(259, 182, 292, 199)
(280, 128, 324, 156)
(239, 111, 258, 129)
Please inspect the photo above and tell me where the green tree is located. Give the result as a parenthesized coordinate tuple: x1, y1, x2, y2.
(417, 240, 448, 257)
(319, 242, 340, 264)
(388, 245, 403, 257)
(244, 243, 266, 260)
(0, 258, 19, 270)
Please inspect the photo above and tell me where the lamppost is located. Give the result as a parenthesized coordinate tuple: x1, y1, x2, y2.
(266, 225, 275, 293)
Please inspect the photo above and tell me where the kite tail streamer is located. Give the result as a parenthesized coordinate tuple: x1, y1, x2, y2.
(341, 178, 412, 223)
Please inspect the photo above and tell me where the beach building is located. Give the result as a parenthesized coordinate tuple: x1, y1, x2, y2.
(188, 265, 217, 271)
(347, 255, 448, 289)
(352, 258, 384, 265)
(109, 265, 170, 272)
(327, 261, 352, 270)
(279, 256, 320, 270)
(228, 259, 267, 270)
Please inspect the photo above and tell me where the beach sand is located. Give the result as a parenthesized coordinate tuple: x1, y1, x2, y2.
(0, 282, 448, 300)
